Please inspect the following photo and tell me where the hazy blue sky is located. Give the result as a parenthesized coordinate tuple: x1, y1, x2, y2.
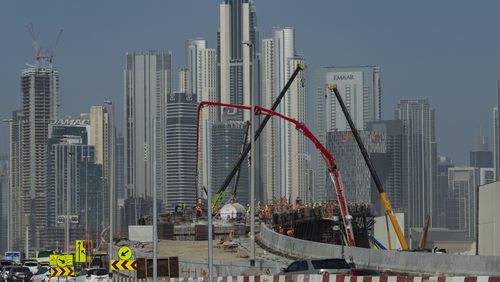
(1, 1, 499, 165)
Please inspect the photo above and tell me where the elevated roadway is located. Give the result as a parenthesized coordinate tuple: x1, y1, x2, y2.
(258, 223, 500, 276)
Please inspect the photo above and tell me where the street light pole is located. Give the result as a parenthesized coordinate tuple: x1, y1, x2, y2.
(104, 99, 115, 263)
(2, 118, 14, 251)
(243, 40, 256, 267)
(66, 151, 74, 253)
(84, 152, 89, 266)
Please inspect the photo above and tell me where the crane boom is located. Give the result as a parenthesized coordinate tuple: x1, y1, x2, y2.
(327, 84, 409, 250)
(195, 64, 305, 198)
(196, 102, 357, 246)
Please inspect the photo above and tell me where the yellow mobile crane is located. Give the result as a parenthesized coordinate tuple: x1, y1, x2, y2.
(327, 84, 409, 251)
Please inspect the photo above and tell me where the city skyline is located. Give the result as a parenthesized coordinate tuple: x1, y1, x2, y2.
(0, 0, 498, 247)
(1, 1, 499, 166)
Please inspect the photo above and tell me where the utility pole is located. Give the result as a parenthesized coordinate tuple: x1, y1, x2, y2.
(152, 118, 158, 282)
(2, 118, 14, 251)
(104, 99, 115, 262)
(207, 121, 213, 282)
(84, 152, 89, 266)
(66, 151, 74, 253)
(242, 40, 256, 267)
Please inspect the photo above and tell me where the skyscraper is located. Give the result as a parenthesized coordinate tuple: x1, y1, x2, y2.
(87, 106, 111, 232)
(20, 64, 59, 248)
(215, 0, 259, 206)
(0, 155, 8, 253)
(45, 127, 103, 249)
(211, 121, 250, 206)
(366, 120, 405, 214)
(495, 67, 500, 180)
(470, 134, 493, 168)
(166, 92, 198, 211)
(46, 118, 90, 228)
(448, 167, 479, 240)
(218, 0, 258, 121)
(185, 38, 207, 96)
(395, 98, 437, 229)
(314, 66, 381, 203)
(326, 130, 386, 205)
(5, 111, 23, 250)
(437, 156, 454, 228)
(124, 51, 171, 222)
(261, 27, 306, 202)
(197, 48, 218, 195)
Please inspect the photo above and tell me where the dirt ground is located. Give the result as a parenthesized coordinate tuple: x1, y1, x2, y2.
(139, 240, 249, 261)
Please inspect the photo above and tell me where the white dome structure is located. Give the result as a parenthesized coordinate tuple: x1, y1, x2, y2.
(220, 203, 246, 221)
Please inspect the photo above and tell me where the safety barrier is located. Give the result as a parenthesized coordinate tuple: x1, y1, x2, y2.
(258, 224, 500, 276)
(125, 274, 500, 282)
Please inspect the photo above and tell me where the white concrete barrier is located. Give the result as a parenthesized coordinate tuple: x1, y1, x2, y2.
(258, 224, 500, 276)
(129, 274, 500, 282)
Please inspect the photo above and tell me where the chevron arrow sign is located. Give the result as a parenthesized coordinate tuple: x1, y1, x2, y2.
(50, 266, 75, 277)
(110, 259, 137, 271)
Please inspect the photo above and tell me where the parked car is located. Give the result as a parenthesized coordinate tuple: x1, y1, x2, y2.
(280, 258, 352, 275)
(351, 268, 383, 276)
(31, 266, 51, 282)
(0, 266, 13, 281)
(75, 268, 110, 282)
(0, 261, 14, 268)
(7, 266, 32, 281)
(21, 260, 39, 274)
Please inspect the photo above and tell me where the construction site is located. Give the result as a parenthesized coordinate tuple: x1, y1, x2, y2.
(116, 65, 500, 279)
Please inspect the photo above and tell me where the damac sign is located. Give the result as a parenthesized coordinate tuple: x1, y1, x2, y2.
(50, 119, 90, 126)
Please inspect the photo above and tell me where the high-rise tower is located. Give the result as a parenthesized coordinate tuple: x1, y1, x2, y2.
(20, 63, 59, 248)
(395, 98, 437, 229)
(261, 27, 306, 202)
(197, 48, 218, 195)
(124, 51, 171, 223)
(166, 92, 198, 210)
(185, 38, 207, 96)
(218, 0, 258, 121)
(314, 66, 381, 203)
(493, 66, 500, 180)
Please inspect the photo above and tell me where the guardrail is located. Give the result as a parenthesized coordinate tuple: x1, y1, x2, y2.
(126, 274, 500, 282)
(258, 223, 500, 276)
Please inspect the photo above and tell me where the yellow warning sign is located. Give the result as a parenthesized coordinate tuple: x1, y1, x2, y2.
(118, 246, 132, 260)
(75, 240, 87, 263)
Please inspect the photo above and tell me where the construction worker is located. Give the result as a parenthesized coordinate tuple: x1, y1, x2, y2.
(277, 226, 284, 234)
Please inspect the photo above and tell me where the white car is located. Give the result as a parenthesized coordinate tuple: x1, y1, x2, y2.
(31, 266, 51, 282)
(75, 268, 109, 282)
(22, 260, 39, 274)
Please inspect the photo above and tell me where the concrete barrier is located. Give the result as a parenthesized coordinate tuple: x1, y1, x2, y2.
(258, 224, 500, 276)
(129, 274, 500, 282)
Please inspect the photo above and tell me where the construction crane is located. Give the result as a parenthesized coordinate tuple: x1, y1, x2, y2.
(196, 102, 357, 247)
(327, 84, 409, 250)
(233, 121, 251, 197)
(418, 214, 431, 250)
(25, 23, 63, 67)
(195, 64, 306, 210)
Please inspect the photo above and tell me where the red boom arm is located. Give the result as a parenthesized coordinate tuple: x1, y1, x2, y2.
(195, 101, 356, 246)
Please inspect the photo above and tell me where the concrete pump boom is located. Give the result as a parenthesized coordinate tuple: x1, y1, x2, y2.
(195, 64, 305, 199)
(195, 102, 357, 247)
